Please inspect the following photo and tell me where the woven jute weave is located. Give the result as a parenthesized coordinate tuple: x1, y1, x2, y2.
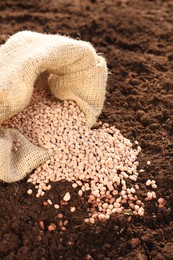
(0, 31, 107, 183)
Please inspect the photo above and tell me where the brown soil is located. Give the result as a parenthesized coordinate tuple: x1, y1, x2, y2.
(0, 0, 173, 259)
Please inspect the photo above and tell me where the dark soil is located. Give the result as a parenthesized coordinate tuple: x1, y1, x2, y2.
(0, 0, 173, 259)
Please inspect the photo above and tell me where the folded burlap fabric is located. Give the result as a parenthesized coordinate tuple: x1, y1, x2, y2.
(0, 31, 107, 182)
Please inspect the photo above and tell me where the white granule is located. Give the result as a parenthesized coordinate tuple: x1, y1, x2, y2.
(63, 192, 71, 202)
(3, 87, 157, 222)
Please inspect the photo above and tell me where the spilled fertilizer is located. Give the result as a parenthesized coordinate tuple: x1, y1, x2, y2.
(3, 87, 160, 225)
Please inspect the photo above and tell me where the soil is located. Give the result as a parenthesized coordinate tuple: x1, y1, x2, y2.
(0, 0, 173, 259)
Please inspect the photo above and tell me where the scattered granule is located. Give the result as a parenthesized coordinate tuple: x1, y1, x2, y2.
(139, 169, 145, 173)
(72, 183, 78, 188)
(27, 189, 33, 195)
(47, 199, 53, 205)
(3, 87, 159, 222)
(61, 226, 66, 231)
(158, 198, 166, 208)
(146, 191, 156, 200)
(63, 192, 71, 202)
(89, 217, 95, 224)
(78, 190, 83, 197)
(48, 223, 56, 231)
(151, 180, 157, 189)
(63, 220, 68, 226)
(146, 179, 157, 188)
(39, 220, 45, 230)
(43, 201, 49, 206)
(61, 201, 68, 206)
(158, 198, 164, 204)
(151, 191, 156, 198)
(137, 207, 144, 216)
(57, 213, 63, 219)
(70, 207, 76, 212)
(146, 180, 151, 186)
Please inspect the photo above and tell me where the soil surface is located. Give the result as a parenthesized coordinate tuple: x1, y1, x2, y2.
(0, 0, 173, 259)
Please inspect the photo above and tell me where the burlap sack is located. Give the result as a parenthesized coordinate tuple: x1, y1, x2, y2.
(0, 127, 49, 183)
(0, 31, 107, 183)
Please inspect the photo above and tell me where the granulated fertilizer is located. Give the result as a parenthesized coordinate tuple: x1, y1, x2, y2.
(3, 87, 158, 223)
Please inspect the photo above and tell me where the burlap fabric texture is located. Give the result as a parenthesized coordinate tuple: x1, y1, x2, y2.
(0, 31, 107, 183)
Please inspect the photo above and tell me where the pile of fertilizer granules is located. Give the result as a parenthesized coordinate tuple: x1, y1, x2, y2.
(3, 87, 161, 224)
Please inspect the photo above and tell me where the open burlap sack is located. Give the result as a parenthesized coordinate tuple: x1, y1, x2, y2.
(0, 31, 107, 183)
